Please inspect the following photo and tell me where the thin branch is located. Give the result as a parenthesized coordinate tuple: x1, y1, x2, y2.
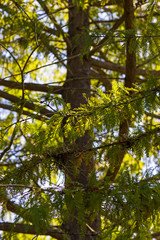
(137, 54, 160, 68)
(89, 15, 125, 57)
(0, 103, 47, 121)
(11, 0, 38, 44)
(1, 117, 31, 132)
(85, 126, 160, 156)
(37, 0, 72, 49)
(0, 125, 19, 160)
(0, 43, 22, 72)
(2, 54, 80, 80)
(0, 41, 29, 161)
(38, 6, 69, 21)
(39, 38, 70, 73)
(22, 46, 40, 73)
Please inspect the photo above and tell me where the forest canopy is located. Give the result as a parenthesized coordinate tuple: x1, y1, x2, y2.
(0, 0, 160, 239)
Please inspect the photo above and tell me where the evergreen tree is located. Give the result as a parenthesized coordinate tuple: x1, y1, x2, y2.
(0, 0, 160, 239)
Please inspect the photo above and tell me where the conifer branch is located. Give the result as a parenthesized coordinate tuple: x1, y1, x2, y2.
(137, 53, 160, 68)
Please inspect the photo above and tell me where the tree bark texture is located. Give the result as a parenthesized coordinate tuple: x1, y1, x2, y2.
(62, 1, 100, 239)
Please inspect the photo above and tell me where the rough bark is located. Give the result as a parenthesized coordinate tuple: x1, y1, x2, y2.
(62, 1, 100, 239)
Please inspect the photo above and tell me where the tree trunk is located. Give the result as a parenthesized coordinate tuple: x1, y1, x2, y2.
(62, 1, 100, 239)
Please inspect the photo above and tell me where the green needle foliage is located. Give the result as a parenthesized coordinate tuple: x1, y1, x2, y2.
(0, 0, 160, 239)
